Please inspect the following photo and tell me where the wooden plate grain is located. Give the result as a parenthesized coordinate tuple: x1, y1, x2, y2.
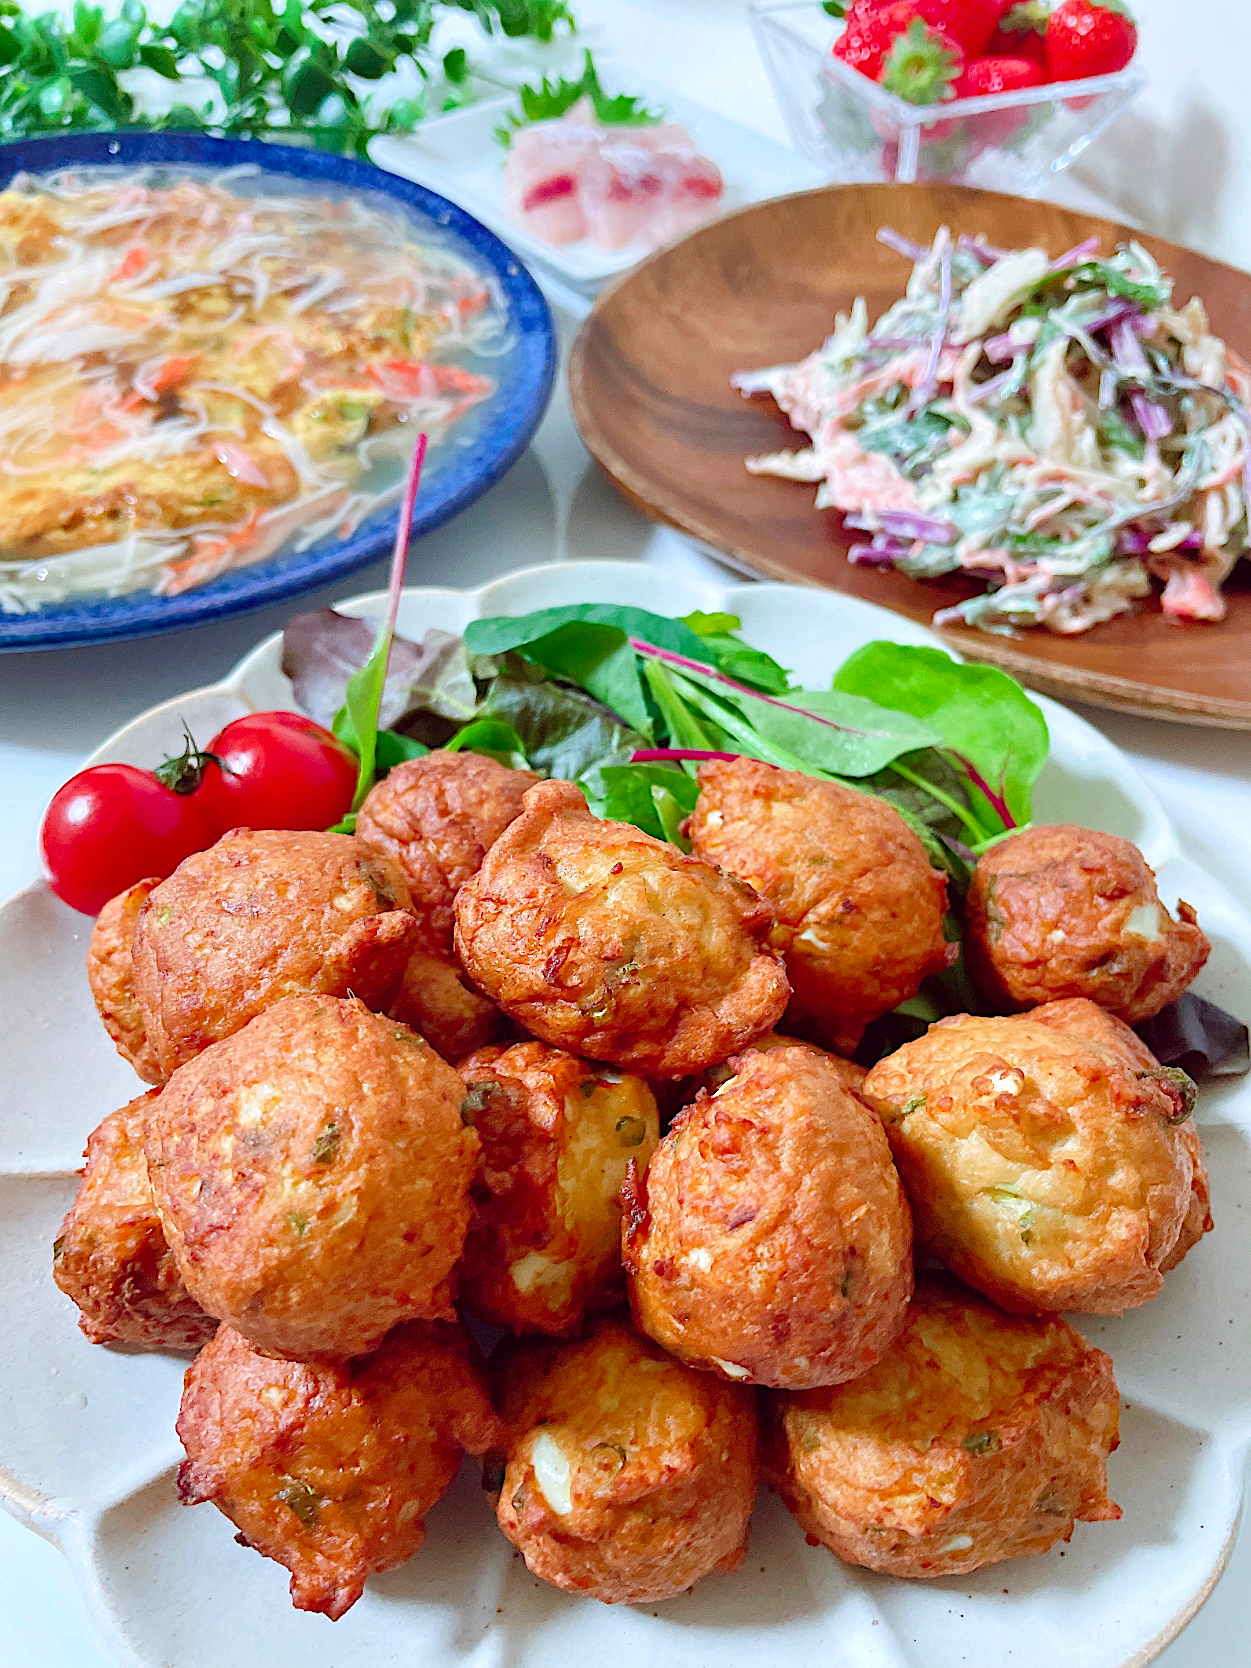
(569, 183, 1251, 726)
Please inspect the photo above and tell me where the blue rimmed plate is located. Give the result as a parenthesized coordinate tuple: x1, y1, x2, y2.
(0, 130, 557, 652)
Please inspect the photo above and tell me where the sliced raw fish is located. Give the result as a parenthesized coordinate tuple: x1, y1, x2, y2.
(502, 120, 596, 246)
(502, 108, 724, 254)
(581, 138, 668, 250)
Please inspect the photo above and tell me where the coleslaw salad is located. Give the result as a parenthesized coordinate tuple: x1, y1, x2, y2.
(736, 228, 1251, 634)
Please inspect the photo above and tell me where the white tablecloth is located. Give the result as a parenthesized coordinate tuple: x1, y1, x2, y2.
(2, 3, 1249, 1663)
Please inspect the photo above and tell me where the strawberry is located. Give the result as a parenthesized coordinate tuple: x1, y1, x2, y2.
(987, 1, 1049, 64)
(956, 54, 1046, 96)
(833, 1, 928, 83)
(1045, 0, 1138, 79)
(954, 53, 1046, 144)
(912, 0, 1006, 56)
(879, 17, 963, 103)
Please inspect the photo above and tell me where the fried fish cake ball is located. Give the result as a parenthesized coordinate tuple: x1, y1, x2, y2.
(765, 1275, 1120, 1579)
(454, 780, 789, 1077)
(489, 1312, 758, 1604)
(177, 1320, 501, 1620)
(688, 759, 952, 1053)
(132, 828, 421, 1076)
(357, 750, 538, 948)
(388, 943, 512, 1064)
(457, 1042, 659, 1335)
(863, 1013, 1201, 1315)
(966, 824, 1210, 1023)
(624, 1044, 912, 1389)
(701, 1030, 868, 1097)
(358, 752, 537, 1061)
(146, 995, 479, 1358)
(1028, 998, 1213, 1271)
(52, 1091, 215, 1350)
(86, 879, 164, 1085)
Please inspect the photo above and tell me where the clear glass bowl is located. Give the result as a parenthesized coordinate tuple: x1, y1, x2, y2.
(750, 0, 1146, 192)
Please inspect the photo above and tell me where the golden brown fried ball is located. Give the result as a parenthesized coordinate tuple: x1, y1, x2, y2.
(688, 759, 953, 1053)
(388, 944, 512, 1064)
(454, 780, 789, 1077)
(765, 1274, 1120, 1579)
(966, 824, 1210, 1023)
(177, 1320, 501, 1620)
(1028, 998, 1213, 1272)
(489, 1312, 758, 1604)
(52, 1091, 215, 1350)
(132, 828, 421, 1076)
(702, 1030, 868, 1097)
(87, 879, 163, 1085)
(458, 1042, 659, 1336)
(358, 751, 536, 1062)
(863, 1012, 1202, 1315)
(146, 994, 479, 1359)
(357, 750, 538, 946)
(624, 1043, 912, 1389)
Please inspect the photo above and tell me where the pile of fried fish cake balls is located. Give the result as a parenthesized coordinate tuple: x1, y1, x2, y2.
(58, 751, 1212, 1617)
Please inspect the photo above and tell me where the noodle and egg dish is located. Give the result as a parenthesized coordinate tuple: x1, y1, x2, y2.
(0, 168, 503, 612)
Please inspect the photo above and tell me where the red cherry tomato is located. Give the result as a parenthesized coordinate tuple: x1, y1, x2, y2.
(40, 763, 215, 916)
(198, 711, 358, 834)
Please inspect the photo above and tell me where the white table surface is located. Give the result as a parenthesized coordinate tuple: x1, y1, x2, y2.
(2, 2, 1249, 1664)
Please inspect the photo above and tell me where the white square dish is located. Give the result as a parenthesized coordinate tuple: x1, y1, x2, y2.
(371, 81, 829, 293)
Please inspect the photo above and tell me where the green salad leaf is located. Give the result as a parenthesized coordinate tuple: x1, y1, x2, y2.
(483, 676, 644, 781)
(582, 762, 700, 847)
(679, 610, 792, 694)
(832, 642, 1048, 835)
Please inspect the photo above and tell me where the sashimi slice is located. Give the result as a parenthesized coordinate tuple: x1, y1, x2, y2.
(581, 138, 667, 250)
(503, 122, 595, 246)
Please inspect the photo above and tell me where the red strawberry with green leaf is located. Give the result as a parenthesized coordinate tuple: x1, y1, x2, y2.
(1045, 0, 1138, 79)
(956, 54, 1046, 142)
(880, 17, 963, 103)
(912, 0, 1007, 56)
(958, 55, 1046, 97)
(833, 1, 930, 83)
(987, 1, 1050, 64)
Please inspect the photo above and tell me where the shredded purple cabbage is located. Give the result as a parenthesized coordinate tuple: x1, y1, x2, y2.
(1051, 235, 1101, 270)
(912, 240, 953, 411)
(1119, 525, 1202, 555)
(984, 331, 1021, 364)
(849, 543, 904, 567)
(957, 233, 1011, 265)
(877, 227, 928, 263)
(1109, 316, 1149, 375)
(967, 367, 1019, 405)
(877, 508, 959, 544)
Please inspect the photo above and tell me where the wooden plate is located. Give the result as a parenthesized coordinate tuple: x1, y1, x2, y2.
(569, 183, 1251, 727)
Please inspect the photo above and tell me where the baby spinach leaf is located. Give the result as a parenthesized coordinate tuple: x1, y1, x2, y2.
(465, 603, 713, 664)
(659, 659, 945, 778)
(679, 610, 792, 694)
(444, 717, 529, 769)
(483, 676, 644, 781)
(507, 621, 654, 739)
(581, 763, 699, 844)
(374, 730, 428, 772)
(641, 659, 719, 751)
(832, 642, 1048, 830)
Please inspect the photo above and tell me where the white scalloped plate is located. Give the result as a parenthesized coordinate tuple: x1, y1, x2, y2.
(2, 561, 1248, 1668)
